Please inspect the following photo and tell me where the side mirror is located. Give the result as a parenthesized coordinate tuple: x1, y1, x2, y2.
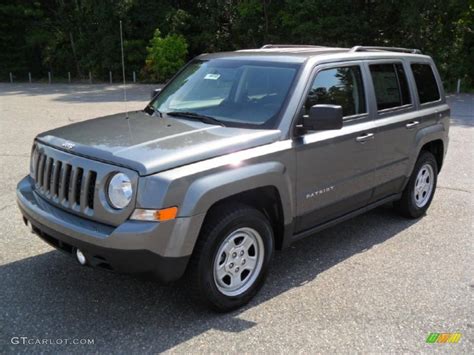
(303, 104, 343, 131)
(150, 88, 162, 99)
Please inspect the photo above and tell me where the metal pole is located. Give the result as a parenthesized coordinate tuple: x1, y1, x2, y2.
(133, 71, 136, 83)
(120, 20, 129, 119)
(9, 72, 13, 83)
(68, 72, 71, 83)
(89, 71, 92, 84)
(48, 72, 51, 84)
(28, 72, 32, 83)
(456, 79, 461, 94)
(109, 71, 113, 84)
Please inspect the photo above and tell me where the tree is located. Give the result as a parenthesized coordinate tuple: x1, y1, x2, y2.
(145, 29, 188, 82)
(0, 1, 46, 79)
(0, 0, 471, 88)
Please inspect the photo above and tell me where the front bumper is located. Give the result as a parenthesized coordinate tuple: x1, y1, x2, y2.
(16, 176, 204, 282)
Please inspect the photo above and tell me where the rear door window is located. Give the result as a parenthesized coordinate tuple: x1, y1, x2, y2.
(411, 64, 440, 104)
(369, 63, 411, 110)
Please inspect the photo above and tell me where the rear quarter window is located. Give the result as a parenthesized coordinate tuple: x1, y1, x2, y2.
(411, 64, 440, 104)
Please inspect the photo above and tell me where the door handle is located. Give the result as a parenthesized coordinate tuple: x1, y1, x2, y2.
(356, 133, 374, 143)
(406, 121, 420, 129)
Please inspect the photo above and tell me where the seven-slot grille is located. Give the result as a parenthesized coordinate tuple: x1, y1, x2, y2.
(33, 149, 97, 212)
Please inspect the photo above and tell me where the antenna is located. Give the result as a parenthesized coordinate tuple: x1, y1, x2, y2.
(119, 20, 129, 119)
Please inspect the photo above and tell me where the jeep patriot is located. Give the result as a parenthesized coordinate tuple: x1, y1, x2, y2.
(17, 45, 450, 311)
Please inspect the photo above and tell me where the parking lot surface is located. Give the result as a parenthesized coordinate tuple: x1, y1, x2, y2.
(0, 84, 472, 353)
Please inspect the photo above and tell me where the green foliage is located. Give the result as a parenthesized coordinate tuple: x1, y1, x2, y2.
(0, 1, 45, 78)
(145, 29, 188, 82)
(0, 0, 472, 89)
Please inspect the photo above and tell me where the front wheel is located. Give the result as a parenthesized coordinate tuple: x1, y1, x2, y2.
(395, 151, 438, 218)
(186, 203, 274, 312)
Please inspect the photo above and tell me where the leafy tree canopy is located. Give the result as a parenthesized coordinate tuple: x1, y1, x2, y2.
(0, 0, 472, 89)
(145, 29, 188, 82)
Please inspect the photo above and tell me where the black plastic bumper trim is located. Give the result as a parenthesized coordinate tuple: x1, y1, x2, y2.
(20, 206, 189, 283)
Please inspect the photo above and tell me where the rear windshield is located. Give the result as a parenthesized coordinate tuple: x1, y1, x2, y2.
(411, 64, 440, 104)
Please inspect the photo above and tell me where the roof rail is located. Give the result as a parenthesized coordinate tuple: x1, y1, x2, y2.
(261, 44, 322, 49)
(350, 46, 422, 54)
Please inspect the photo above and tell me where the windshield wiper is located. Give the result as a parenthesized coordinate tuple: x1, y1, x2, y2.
(166, 111, 226, 127)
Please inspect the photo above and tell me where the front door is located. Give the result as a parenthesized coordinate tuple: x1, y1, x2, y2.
(295, 63, 377, 232)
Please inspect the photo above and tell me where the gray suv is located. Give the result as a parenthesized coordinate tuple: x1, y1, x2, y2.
(17, 45, 450, 311)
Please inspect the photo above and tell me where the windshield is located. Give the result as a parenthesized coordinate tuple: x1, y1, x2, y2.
(151, 59, 300, 128)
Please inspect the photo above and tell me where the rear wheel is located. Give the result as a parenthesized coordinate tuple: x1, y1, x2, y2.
(395, 151, 438, 218)
(186, 203, 274, 312)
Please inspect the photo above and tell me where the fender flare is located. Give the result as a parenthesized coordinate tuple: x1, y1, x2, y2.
(405, 123, 446, 179)
(179, 161, 294, 226)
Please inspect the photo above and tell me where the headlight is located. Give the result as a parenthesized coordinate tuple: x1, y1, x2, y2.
(107, 173, 133, 209)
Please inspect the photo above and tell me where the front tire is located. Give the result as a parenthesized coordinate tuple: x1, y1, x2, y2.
(186, 203, 274, 312)
(395, 151, 438, 218)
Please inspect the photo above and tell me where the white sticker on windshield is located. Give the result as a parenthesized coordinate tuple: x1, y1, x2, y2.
(204, 73, 221, 80)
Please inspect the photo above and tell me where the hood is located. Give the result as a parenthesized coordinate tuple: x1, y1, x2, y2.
(37, 111, 282, 175)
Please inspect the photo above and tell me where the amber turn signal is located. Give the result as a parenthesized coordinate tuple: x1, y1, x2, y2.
(130, 207, 178, 221)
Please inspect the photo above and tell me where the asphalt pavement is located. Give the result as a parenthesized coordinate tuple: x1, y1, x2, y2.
(0, 84, 472, 353)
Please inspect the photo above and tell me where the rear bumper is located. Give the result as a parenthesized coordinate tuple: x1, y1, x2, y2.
(16, 176, 203, 282)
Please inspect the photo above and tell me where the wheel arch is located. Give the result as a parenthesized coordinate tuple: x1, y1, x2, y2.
(181, 162, 294, 252)
(420, 139, 444, 173)
(414, 123, 447, 174)
(200, 186, 287, 250)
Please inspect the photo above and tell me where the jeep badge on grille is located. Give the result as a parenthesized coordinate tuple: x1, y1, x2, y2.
(61, 141, 75, 150)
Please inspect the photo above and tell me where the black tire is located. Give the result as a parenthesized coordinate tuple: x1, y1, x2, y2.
(395, 151, 438, 218)
(186, 203, 274, 312)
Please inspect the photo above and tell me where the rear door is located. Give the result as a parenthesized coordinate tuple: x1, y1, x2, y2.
(294, 62, 377, 232)
(367, 60, 444, 202)
(365, 60, 418, 201)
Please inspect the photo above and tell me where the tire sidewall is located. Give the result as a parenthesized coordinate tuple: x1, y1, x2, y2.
(198, 209, 274, 311)
(406, 152, 438, 217)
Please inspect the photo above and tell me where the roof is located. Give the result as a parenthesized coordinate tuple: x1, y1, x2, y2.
(238, 45, 348, 56)
(199, 45, 429, 63)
